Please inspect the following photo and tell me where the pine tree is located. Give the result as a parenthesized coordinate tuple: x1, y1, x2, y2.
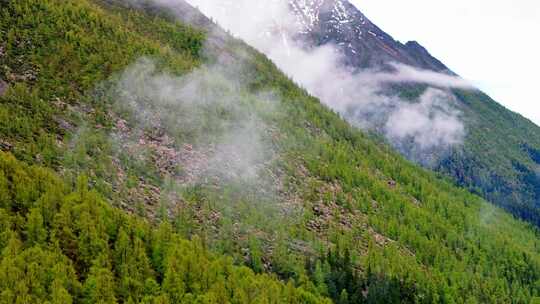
(339, 289, 349, 304)
(83, 256, 118, 304)
(25, 207, 47, 246)
(50, 279, 73, 304)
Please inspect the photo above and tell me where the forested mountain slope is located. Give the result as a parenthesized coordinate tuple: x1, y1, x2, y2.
(1, 0, 540, 303)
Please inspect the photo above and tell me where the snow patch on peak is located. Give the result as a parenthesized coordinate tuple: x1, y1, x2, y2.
(289, 0, 325, 33)
(288, 0, 369, 40)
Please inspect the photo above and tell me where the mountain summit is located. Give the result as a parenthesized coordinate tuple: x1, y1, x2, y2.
(289, 0, 449, 71)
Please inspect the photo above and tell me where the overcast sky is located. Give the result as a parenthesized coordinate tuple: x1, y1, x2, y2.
(351, 0, 540, 126)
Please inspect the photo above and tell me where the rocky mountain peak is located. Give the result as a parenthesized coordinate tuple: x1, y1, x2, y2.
(288, 0, 450, 72)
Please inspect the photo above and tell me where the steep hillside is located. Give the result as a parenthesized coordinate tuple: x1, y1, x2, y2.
(0, 1, 329, 303)
(2, 0, 540, 303)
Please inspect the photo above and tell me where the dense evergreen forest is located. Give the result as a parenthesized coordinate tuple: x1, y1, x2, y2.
(1, 0, 540, 303)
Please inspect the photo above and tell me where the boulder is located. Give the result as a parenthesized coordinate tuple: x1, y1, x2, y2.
(0, 140, 13, 151)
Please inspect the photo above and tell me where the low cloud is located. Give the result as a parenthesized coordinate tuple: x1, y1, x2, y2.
(111, 57, 280, 191)
(384, 63, 473, 89)
(385, 88, 465, 164)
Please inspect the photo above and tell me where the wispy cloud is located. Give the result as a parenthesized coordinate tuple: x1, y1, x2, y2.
(384, 63, 473, 89)
(112, 57, 279, 186)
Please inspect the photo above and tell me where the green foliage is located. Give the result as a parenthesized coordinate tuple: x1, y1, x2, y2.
(2, 0, 540, 303)
(0, 152, 330, 303)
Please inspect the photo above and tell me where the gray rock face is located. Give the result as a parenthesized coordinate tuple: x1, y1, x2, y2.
(289, 0, 449, 72)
